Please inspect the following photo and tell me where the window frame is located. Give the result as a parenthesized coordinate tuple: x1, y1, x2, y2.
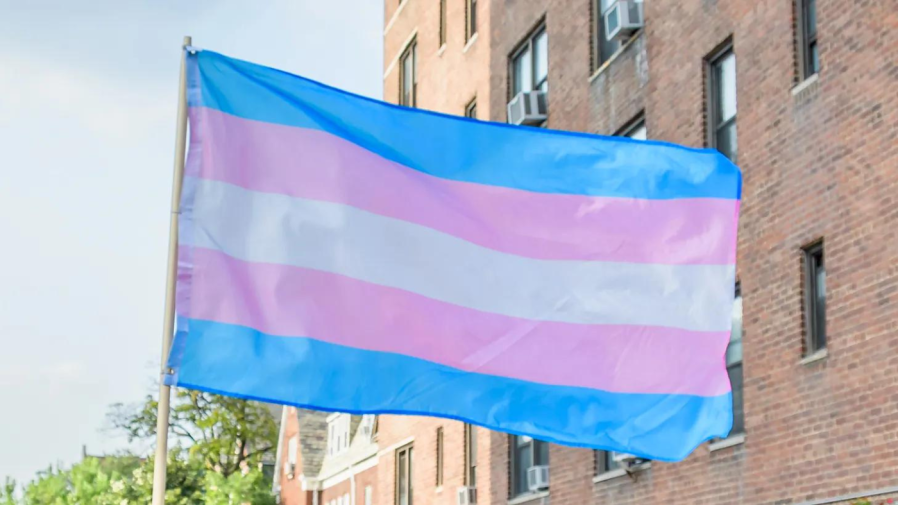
(594, 450, 621, 475)
(466, 0, 477, 41)
(395, 444, 414, 505)
(464, 424, 477, 487)
(399, 38, 417, 108)
(465, 98, 477, 119)
(706, 41, 737, 162)
(728, 284, 745, 435)
(440, 0, 447, 47)
(615, 112, 646, 139)
(592, 0, 624, 71)
(509, 24, 548, 100)
(796, 0, 819, 80)
(803, 241, 826, 354)
(436, 427, 444, 487)
(509, 435, 548, 498)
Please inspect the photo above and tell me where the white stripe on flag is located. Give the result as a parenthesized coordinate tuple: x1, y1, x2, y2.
(182, 177, 736, 331)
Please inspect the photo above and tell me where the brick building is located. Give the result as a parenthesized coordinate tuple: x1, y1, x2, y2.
(273, 0, 898, 503)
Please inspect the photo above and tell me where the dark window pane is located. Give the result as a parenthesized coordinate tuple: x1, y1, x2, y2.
(398, 451, 408, 505)
(727, 290, 743, 365)
(436, 428, 443, 486)
(512, 436, 532, 496)
(513, 47, 532, 95)
(814, 252, 826, 349)
(467, 424, 477, 486)
(535, 440, 549, 466)
(715, 120, 737, 162)
(596, 0, 622, 66)
(595, 450, 620, 473)
(534, 31, 548, 86)
(716, 53, 737, 122)
(400, 42, 416, 107)
(728, 363, 745, 433)
(806, 0, 817, 37)
(440, 1, 445, 45)
(470, 0, 477, 37)
(810, 42, 820, 74)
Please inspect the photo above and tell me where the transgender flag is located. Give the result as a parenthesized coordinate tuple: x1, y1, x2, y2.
(165, 49, 742, 461)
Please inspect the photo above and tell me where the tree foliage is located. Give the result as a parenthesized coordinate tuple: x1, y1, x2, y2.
(108, 390, 278, 477)
(6, 391, 278, 504)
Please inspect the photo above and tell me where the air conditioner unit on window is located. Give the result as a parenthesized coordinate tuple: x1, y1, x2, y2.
(526, 465, 549, 492)
(612, 452, 647, 467)
(507, 91, 548, 126)
(604, 0, 644, 41)
(456, 486, 477, 505)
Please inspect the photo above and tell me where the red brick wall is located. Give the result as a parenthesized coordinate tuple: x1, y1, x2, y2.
(321, 479, 352, 505)
(279, 409, 307, 505)
(354, 466, 378, 505)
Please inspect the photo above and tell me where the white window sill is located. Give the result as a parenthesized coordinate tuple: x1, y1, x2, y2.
(463, 33, 478, 53)
(791, 73, 819, 96)
(435, 485, 443, 494)
(437, 44, 446, 57)
(508, 490, 549, 505)
(800, 348, 828, 366)
(588, 30, 643, 83)
(592, 461, 651, 483)
(709, 433, 746, 452)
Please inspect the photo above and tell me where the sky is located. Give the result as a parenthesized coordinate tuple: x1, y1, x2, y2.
(0, 0, 383, 486)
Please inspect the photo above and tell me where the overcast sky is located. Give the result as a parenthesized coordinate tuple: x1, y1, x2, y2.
(0, 0, 383, 486)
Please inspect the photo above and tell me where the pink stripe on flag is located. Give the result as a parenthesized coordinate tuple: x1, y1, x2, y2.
(188, 107, 739, 265)
(181, 246, 732, 397)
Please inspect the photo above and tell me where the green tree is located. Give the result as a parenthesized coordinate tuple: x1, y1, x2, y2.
(2, 478, 17, 505)
(204, 468, 276, 505)
(19, 456, 134, 505)
(108, 390, 278, 477)
(108, 448, 205, 505)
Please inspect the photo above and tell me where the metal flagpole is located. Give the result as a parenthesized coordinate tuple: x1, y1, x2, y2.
(151, 35, 192, 505)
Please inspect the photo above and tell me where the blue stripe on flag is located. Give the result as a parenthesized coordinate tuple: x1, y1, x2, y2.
(167, 318, 734, 462)
(188, 51, 741, 201)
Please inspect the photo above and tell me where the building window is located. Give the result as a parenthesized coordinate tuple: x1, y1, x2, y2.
(594, 450, 620, 474)
(707, 43, 737, 162)
(465, 424, 477, 487)
(796, 0, 819, 80)
(593, 0, 624, 70)
(728, 285, 745, 434)
(616, 113, 646, 140)
(465, 98, 477, 119)
(511, 27, 548, 97)
(365, 486, 373, 505)
(399, 39, 417, 107)
(466, 0, 477, 41)
(396, 444, 413, 505)
(440, 0, 447, 47)
(436, 427, 444, 487)
(804, 242, 826, 354)
(327, 413, 351, 456)
(510, 435, 548, 497)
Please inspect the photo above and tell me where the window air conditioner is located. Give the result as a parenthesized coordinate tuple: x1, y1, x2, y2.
(612, 452, 647, 467)
(456, 486, 477, 505)
(507, 91, 548, 126)
(526, 465, 550, 492)
(604, 0, 644, 41)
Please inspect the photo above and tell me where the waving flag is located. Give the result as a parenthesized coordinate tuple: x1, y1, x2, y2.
(165, 49, 741, 461)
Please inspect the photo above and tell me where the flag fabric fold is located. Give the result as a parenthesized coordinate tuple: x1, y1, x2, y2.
(165, 48, 742, 462)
